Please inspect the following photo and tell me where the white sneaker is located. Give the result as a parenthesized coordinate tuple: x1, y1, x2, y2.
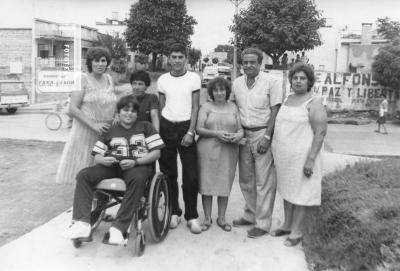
(187, 219, 202, 234)
(108, 226, 124, 245)
(169, 215, 181, 229)
(62, 221, 91, 239)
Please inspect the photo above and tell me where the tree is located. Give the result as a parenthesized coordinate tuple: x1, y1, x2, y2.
(188, 48, 201, 69)
(372, 39, 400, 98)
(232, 0, 325, 65)
(125, 0, 197, 70)
(203, 57, 209, 63)
(214, 44, 242, 64)
(377, 17, 400, 41)
(98, 33, 127, 73)
(212, 57, 219, 64)
(98, 33, 127, 60)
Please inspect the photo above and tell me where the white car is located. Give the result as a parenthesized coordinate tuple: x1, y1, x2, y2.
(201, 66, 231, 87)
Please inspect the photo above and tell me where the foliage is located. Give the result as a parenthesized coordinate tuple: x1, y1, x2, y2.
(110, 59, 126, 74)
(203, 57, 209, 63)
(188, 48, 202, 67)
(377, 17, 400, 41)
(372, 39, 400, 93)
(98, 33, 127, 60)
(125, 0, 197, 70)
(212, 57, 219, 64)
(303, 159, 400, 271)
(231, 0, 325, 64)
(135, 53, 149, 65)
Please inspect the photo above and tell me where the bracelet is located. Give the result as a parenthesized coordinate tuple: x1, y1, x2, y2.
(264, 134, 271, 140)
(187, 131, 194, 137)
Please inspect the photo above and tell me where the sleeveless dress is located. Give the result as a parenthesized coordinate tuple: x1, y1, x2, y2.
(271, 97, 323, 206)
(55, 73, 117, 184)
(197, 102, 240, 197)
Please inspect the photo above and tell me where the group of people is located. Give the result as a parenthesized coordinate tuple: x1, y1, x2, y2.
(59, 43, 328, 247)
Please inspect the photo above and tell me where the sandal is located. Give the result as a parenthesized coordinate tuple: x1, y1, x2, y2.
(271, 229, 291, 237)
(201, 218, 212, 231)
(216, 217, 232, 232)
(284, 236, 303, 247)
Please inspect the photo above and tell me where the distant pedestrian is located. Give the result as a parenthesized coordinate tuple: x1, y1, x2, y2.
(295, 54, 301, 63)
(375, 94, 389, 134)
(281, 53, 288, 69)
(271, 63, 327, 247)
(300, 52, 309, 64)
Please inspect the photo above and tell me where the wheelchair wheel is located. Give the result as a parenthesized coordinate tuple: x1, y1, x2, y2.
(45, 113, 62, 131)
(134, 232, 146, 257)
(148, 172, 171, 242)
(90, 192, 108, 230)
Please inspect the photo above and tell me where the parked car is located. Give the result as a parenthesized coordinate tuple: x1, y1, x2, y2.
(201, 65, 232, 87)
(0, 81, 29, 114)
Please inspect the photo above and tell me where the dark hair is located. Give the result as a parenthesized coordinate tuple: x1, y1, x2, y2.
(169, 43, 187, 57)
(130, 70, 151, 86)
(207, 77, 231, 101)
(117, 95, 140, 113)
(241, 47, 263, 64)
(86, 47, 111, 73)
(288, 63, 316, 92)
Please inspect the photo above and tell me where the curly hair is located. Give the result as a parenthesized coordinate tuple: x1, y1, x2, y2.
(117, 95, 140, 113)
(207, 77, 231, 101)
(288, 63, 316, 92)
(86, 47, 111, 73)
(130, 70, 151, 86)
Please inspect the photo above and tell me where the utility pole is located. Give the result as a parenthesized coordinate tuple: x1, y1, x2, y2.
(228, 0, 245, 81)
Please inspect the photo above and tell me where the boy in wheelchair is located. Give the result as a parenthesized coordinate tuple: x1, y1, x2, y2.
(63, 95, 165, 245)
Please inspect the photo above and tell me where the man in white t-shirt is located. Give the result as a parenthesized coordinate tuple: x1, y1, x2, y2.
(157, 43, 202, 234)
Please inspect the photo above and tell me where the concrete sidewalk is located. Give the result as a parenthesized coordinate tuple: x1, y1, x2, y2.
(0, 152, 371, 271)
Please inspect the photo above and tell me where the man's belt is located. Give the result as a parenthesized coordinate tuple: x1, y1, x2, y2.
(242, 126, 267, 131)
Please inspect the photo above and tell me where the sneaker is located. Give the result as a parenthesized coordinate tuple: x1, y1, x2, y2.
(108, 227, 124, 245)
(187, 219, 202, 234)
(169, 215, 181, 229)
(62, 221, 91, 239)
(247, 227, 268, 238)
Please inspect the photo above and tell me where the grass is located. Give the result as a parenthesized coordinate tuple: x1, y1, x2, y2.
(303, 158, 400, 271)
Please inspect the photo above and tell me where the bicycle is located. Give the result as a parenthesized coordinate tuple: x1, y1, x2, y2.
(45, 100, 72, 131)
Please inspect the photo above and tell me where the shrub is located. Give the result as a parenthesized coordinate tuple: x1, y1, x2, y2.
(303, 159, 400, 271)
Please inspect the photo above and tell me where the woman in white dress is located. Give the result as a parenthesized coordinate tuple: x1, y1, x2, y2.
(271, 63, 327, 246)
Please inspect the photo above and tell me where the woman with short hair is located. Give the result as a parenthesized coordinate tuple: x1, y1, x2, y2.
(56, 47, 117, 184)
(271, 63, 328, 246)
(196, 77, 244, 232)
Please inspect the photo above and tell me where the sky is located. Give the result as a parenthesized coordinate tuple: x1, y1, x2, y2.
(1, 0, 400, 54)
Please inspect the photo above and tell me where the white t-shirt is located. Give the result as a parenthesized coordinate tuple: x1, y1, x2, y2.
(157, 71, 201, 121)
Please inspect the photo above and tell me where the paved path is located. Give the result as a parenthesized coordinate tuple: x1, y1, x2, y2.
(0, 142, 369, 271)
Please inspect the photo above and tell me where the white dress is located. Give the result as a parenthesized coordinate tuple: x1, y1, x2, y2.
(271, 97, 323, 206)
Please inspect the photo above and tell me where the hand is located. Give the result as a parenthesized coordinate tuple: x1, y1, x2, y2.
(119, 159, 136, 170)
(112, 115, 120, 125)
(256, 136, 271, 154)
(181, 133, 194, 147)
(92, 122, 111, 135)
(101, 156, 118, 167)
(216, 131, 231, 142)
(303, 158, 315, 178)
(229, 132, 243, 143)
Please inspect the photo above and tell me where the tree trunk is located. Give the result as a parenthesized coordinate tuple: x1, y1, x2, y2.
(151, 52, 157, 71)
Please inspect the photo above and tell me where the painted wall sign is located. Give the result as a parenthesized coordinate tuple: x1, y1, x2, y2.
(312, 71, 385, 110)
(37, 71, 79, 93)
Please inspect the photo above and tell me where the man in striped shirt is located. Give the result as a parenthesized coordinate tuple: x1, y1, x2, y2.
(63, 95, 164, 245)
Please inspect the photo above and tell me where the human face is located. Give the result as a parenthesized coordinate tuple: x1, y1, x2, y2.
(169, 52, 187, 74)
(242, 54, 261, 78)
(291, 71, 309, 94)
(131, 80, 147, 97)
(212, 84, 227, 103)
(91, 56, 108, 75)
(119, 105, 138, 127)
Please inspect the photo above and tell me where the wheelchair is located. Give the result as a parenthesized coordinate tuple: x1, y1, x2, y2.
(72, 171, 171, 256)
